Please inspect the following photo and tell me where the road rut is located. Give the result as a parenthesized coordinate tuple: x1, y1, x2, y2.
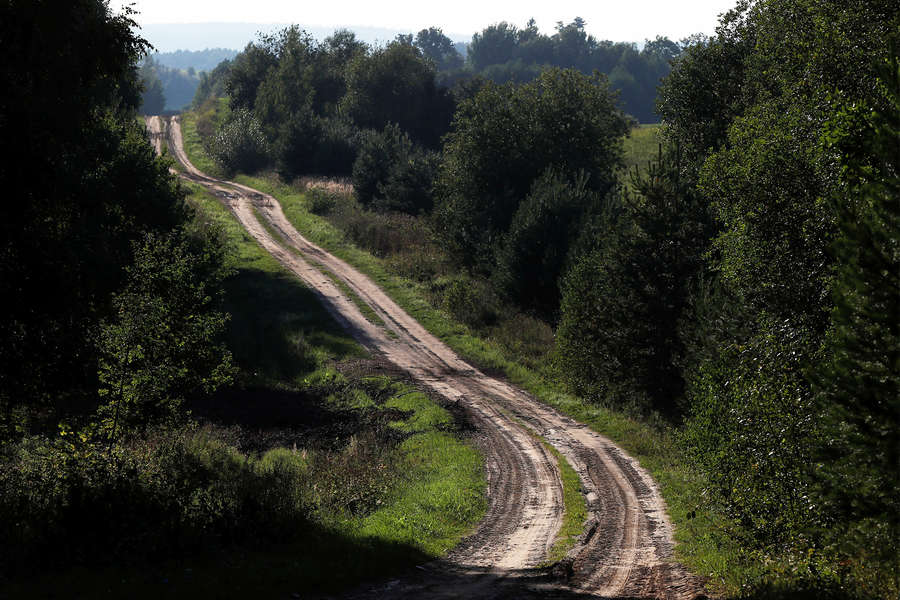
(149, 115, 706, 599)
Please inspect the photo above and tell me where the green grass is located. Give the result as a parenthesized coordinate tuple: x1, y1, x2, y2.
(622, 123, 663, 173)
(180, 111, 759, 596)
(544, 443, 587, 565)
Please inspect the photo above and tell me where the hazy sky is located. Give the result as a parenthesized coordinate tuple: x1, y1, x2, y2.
(113, 0, 737, 43)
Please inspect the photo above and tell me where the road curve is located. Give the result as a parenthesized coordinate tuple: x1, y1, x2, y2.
(150, 115, 706, 599)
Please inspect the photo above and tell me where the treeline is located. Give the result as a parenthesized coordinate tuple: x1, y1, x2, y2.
(154, 48, 238, 72)
(193, 19, 682, 126)
(192, 0, 899, 594)
(437, 18, 681, 122)
(560, 0, 898, 594)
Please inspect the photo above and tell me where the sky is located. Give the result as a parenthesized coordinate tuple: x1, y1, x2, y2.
(112, 0, 737, 46)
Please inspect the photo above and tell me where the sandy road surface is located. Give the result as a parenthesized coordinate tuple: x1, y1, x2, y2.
(149, 116, 706, 599)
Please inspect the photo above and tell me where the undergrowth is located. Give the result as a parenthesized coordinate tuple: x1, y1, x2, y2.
(1, 177, 485, 598)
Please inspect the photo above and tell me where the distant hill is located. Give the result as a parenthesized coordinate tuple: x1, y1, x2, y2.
(153, 48, 239, 72)
(139, 22, 470, 53)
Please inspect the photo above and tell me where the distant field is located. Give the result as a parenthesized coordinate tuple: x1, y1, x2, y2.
(622, 123, 662, 173)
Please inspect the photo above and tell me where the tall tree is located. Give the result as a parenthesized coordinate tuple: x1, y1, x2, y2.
(434, 68, 629, 270)
(0, 0, 196, 435)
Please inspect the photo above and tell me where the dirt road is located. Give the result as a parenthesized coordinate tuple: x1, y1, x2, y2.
(149, 115, 706, 599)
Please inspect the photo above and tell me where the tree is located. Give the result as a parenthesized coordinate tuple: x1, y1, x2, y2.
(352, 124, 436, 214)
(556, 149, 711, 411)
(493, 169, 595, 318)
(0, 0, 199, 437)
(434, 68, 629, 270)
(208, 107, 270, 174)
(341, 40, 454, 147)
(415, 27, 463, 71)
(226, 41, 277, 111)
(468, 22, 519, 70)
(98, 231, 233, 441)
(816, 51, 900, 573)
(138, 57, 166, 114)
(656, 12, 754, 167)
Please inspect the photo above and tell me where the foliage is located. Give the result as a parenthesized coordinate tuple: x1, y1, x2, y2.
(193, 57, 232, 107)
(814, 51, 900, 586)
(0, 0, 198, 435)
(352, 124, 437, 214)
(154, 48, 238, 72)
(681, 318, 822, 543)
(657, 0, 900, 594)
(208, 107, 270, 174)
(0, 426, 310, 576)
(434, 67, 629, 270)
(341, 39, 455, 147)
(655, 11, 753, 167)
(414, 27, 463, 71)
(463, 17, 681, 123)
(493, 169, 596, 318)
(557, 148, 711, 412)
(138, 57, 166, 114)
(97, 231, 234, 439)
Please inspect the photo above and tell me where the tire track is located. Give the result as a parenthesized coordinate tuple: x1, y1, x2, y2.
(150, 115, 706, 599)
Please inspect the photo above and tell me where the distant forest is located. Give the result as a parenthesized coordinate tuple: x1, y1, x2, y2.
(141, 19, 683, 123)
(154, 48, 239, 72)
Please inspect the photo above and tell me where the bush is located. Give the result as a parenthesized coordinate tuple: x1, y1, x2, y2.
(0, 425, 311, 576)
(680, 319, 822, 544)
(208, 108, 270, 174)
(312, 117, 360, 176)
(493, 169, 594, 318)
(430, 276, 500, 329)
(352, 124, 437, 214)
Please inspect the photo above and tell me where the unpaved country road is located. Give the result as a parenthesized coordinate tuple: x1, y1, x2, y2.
(149, 115, 707, 599)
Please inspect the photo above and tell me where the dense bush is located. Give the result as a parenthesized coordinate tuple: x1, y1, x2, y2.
(493, 169, 595, 318)
(352, 124, 437, 214)
(429, 276, 500, 329)
(0, 426, 310, 575)
(208, 107, 270, 174)
(556, 149, 711, 412)
(435, 68, 629, 270)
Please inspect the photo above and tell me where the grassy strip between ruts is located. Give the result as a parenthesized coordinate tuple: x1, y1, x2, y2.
(509, 414, 588, 566)
(181, 111, 760, 595)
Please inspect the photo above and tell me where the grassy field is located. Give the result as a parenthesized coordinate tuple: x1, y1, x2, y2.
(622, 123, 663, 172)
(180, 111, 762, 595)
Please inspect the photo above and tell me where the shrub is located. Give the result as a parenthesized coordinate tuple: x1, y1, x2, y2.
(208, 107, 270, 174)
(493, 169, 594, 318)
(0, 425, 311, 576)
(352, 124, 437, 214)
(430, 276, 500, 329)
